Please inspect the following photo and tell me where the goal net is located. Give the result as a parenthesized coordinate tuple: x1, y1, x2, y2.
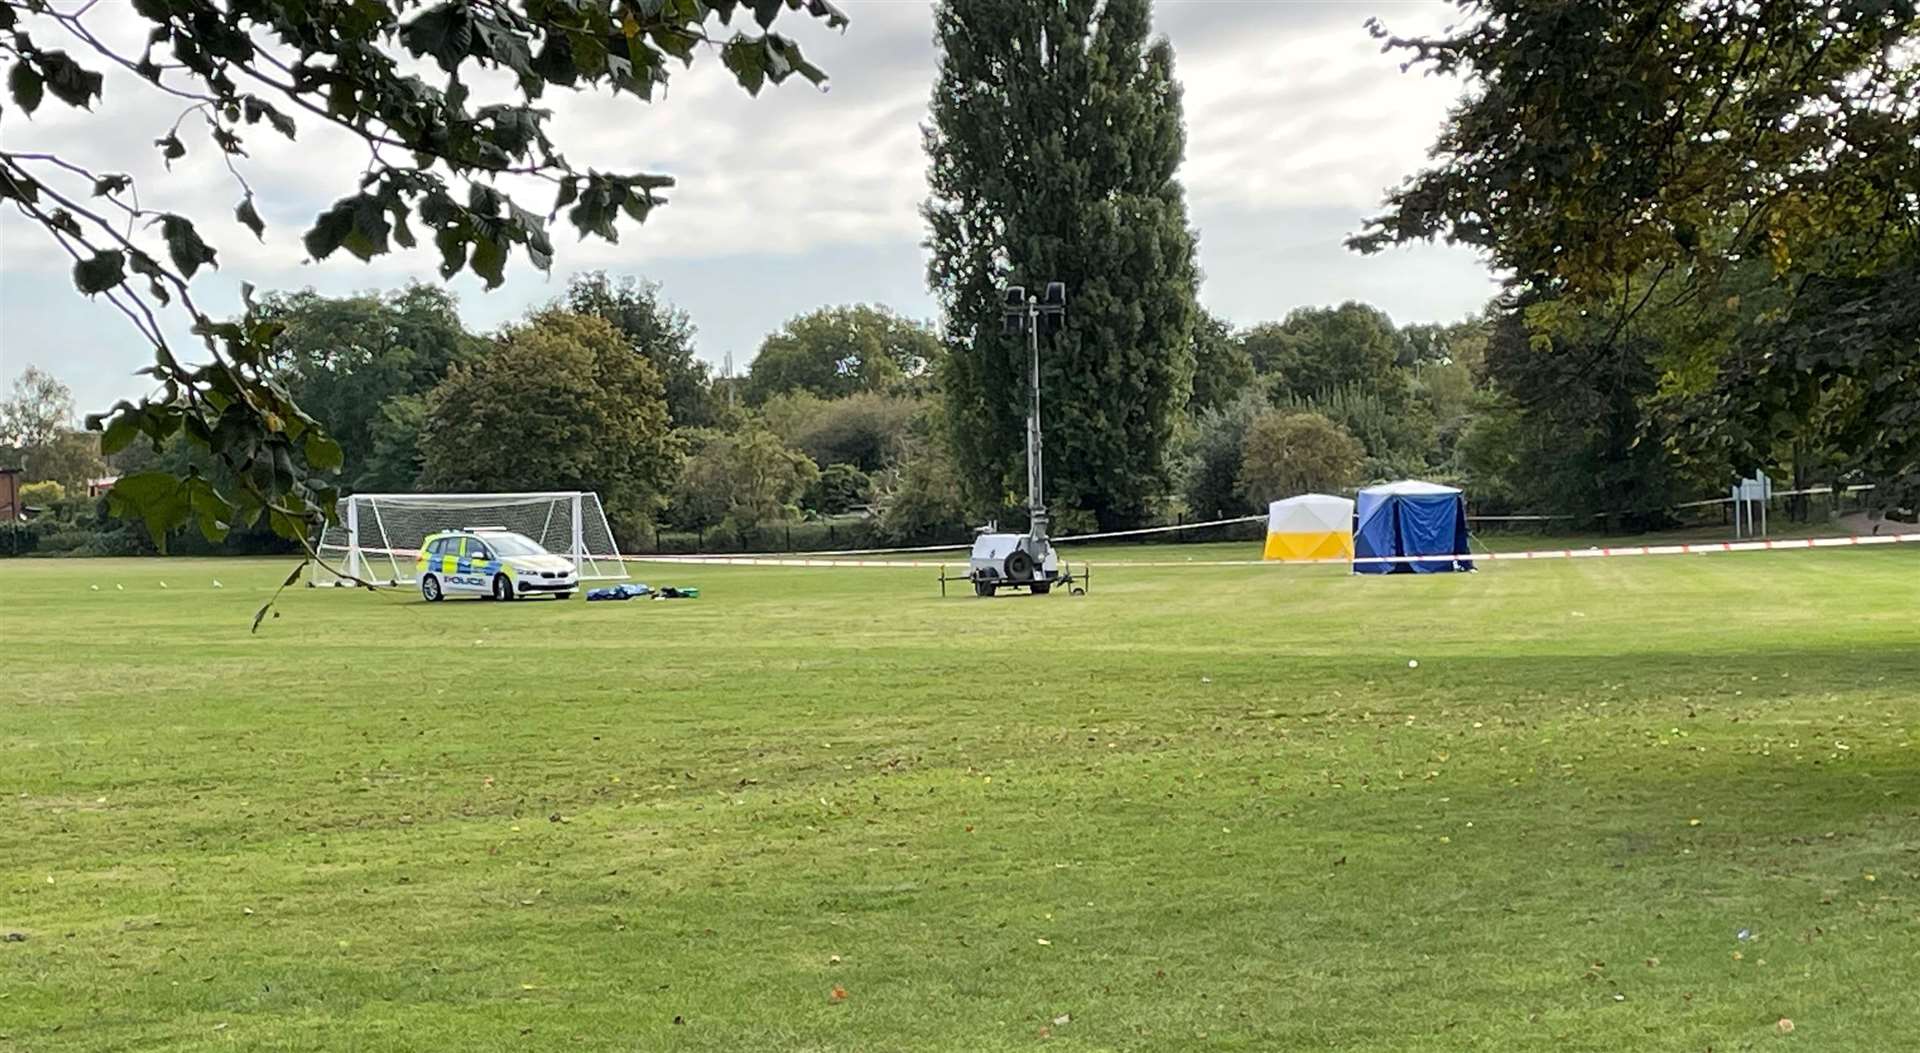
(310, 492, 629, 587)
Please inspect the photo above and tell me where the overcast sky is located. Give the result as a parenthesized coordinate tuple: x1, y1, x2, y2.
(0, 0, 1499, 417)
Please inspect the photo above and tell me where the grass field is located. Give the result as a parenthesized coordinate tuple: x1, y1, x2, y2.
(3, 544, 1918, 1051)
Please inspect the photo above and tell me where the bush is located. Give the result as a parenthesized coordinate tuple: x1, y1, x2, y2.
(876, 437, 970, 544)
(1237, 410, 1366, 506)
(806, 463, 872, 516)
(19, 480, 66, 506)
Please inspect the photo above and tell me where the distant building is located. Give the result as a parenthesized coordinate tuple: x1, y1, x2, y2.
(0, 467, 21, 521)
(86, 475, 119, 499)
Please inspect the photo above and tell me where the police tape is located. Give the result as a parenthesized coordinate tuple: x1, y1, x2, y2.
(335, 529, 1920, 574)
(618, 531, 1920, 569)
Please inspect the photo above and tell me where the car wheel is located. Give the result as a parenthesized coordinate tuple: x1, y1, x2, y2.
(555, 592, 574, 601)
(421, 575, 443, 602)
(492, 574, 514, 601)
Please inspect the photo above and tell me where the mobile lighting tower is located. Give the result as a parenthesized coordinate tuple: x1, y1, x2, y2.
(950, 281, 1084, 597)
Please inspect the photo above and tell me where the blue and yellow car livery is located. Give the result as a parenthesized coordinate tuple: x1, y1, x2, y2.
(415, 529, 579, 602)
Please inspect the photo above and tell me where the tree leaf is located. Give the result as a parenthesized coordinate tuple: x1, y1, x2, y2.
(470, 233, 507, 287)
(97, 403, 143, 455)
(106, 470, 192, 552)
(92, 173, 132, 197)
(401, 4, 473, 72)
(8, 60, 43, 115)
(304, 196, 358, 260)
(158, 214, 218, 278)
(37, 51, 103, 109)
(72, 249, 127, 295)
(304, 431, 344, 473)
(235, 195, 265, 239)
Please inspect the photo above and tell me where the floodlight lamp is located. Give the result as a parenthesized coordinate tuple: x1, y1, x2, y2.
(1002, 285, 1027, 308)
(1042, 281, 1067, 307)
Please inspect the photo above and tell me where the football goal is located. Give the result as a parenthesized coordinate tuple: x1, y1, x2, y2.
(310, 492, 629, 587)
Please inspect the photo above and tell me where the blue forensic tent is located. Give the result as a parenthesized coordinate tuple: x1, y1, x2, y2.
(1352, 481, 1473, 574)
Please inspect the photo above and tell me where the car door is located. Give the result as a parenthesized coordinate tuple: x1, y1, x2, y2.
(453, 536, 495, 594)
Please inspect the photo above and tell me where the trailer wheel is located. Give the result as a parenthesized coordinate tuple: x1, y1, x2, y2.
(1030, 581, 1051, 595)
(973, 580, 996, 598)
(1003, 549, 1034, 581)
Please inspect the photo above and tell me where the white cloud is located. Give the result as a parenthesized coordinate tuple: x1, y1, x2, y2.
(1, 0, 1495, 413)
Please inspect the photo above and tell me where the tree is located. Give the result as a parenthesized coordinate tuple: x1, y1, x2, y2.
(1178, 393, 1265, 520)
(877, 433, 970, 544)
(1462, 303, 1704, 526)
(1, 367, 106, 490)
(1188, 310, 1256, 416)
(1351, 1, 1920, 509)
(805, 463, 872, 516)
(563, 272, 716, 428)
(361, 394, 430, 493)
(3, 0, 846, 551)
(260, 284, 482, 493)
(925, 0, 1199, 528)
(761, 390, 920, 473)
(1244, 303, 1407, 402)
(744, 305, 940, 404)
(669, 426, 817, 535)
(419, 311, 677, 522)
(0, 366, 72, 450)
(1236, 410, 1364, 507)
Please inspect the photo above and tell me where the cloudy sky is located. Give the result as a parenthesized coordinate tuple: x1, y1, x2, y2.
(0, 0, 1499, 416)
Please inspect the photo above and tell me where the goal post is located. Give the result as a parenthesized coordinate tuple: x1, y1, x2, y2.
(310, 491, 629, 587)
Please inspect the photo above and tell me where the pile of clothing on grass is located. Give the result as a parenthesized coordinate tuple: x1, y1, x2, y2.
(584, 583, 700, 602)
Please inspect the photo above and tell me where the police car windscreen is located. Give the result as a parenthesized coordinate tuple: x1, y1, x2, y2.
(481, 533, 545, 556)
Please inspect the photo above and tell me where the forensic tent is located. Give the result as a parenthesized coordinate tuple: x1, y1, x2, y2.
(1262, 494, 1355, 562)
(1352, 481, 1473, 574)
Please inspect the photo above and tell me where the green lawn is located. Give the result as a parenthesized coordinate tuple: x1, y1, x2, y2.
(3, 546, 1917, 1051)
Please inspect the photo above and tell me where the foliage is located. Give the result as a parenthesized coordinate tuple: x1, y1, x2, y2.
(1236, 410, 1365, 507)
(19, 479, 64, 505)
(259, 285, 483, 493)
(13, 429, 106, 492)
(0, 365, 72, 449)
(761, 389, 919, 473)
(563, 271, 717, 428)
(925, 0, 1199, 529)
(1280, 380, 1430, 479)
(1243, 302, 1408, 403)
(1, 367, 107, 491)
(875, 435, 969, 544)
(744, 305, 940, 404)
(1461, 305, 1706, 525)
(1177, 393, 1265, 520)
(3, 0, 846, 548)
(668, 425, 817, 533)
(805, 462, 872, 516)
(1188, 309, 1257, 416)
(1352, 1, 1920, 508)
(420, 310, 678, 522)
(361, 394, 431, 494)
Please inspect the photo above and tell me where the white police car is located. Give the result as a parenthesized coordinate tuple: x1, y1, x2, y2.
(416, 528, 578, 602)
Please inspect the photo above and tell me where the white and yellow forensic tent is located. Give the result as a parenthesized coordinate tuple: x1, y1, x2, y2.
(1262, 493, 1355, 562)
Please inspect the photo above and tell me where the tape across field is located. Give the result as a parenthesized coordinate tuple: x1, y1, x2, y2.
(340, 529, 1919, 573)
(619, 531, 1920, 569)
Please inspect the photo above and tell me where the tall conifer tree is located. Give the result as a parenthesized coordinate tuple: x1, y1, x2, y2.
(924, 0, 1198, 528)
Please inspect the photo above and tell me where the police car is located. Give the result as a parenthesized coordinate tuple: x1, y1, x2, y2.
(416, 528, 578, 602)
